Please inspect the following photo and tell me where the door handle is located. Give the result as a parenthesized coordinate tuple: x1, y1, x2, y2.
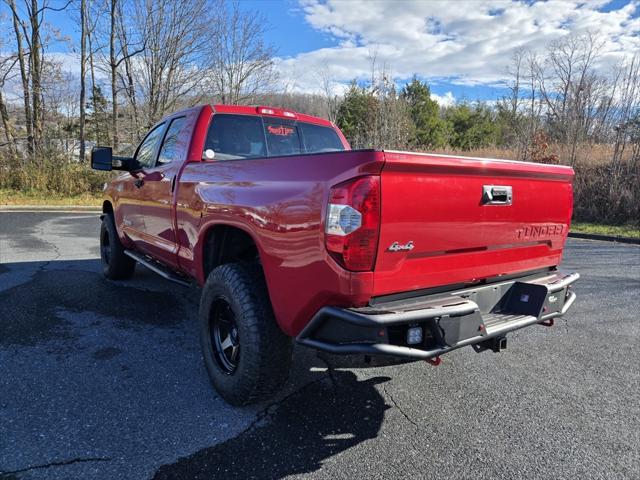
(134, 178, 144, 188)
(482, 185, 512, 205)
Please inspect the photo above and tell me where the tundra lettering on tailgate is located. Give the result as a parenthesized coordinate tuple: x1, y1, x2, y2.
(516, 224, 565, 239)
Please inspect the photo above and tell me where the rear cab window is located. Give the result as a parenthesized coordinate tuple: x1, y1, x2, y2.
(135, 123, 165, 168)
(299, 122, 344, 153)
(264, 119, 302, 156)
(158, 117, 187, 165)
(204, 114, 344, 160)
(203, 115, 266, 160)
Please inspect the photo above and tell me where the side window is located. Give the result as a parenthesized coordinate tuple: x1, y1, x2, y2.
(135, 123, 165, 168)
(300, 122, 345, 153)
(158, 117, 186, 165)
(204, 114, 266, 160)
(264, 120, 302, 157)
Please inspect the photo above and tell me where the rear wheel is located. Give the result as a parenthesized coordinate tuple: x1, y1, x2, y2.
(210, 298, 240, 374)
(100, 214, 135, 280)
(199, 262, 292, 406)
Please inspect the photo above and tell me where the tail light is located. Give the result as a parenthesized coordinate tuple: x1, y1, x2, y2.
(325, 176, 381, 271)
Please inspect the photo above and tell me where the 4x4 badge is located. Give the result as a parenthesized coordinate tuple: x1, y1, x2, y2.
(388, 241, 415, 252)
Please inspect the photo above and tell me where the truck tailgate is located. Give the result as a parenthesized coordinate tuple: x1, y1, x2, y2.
(373, 151, 574, 297)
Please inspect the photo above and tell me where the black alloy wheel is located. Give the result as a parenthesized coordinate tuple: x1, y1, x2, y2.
(101, 228, 111, 265)
(210, 298, 240, 374)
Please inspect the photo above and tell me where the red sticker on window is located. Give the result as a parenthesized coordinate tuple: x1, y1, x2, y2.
(267, 125, 294, 136)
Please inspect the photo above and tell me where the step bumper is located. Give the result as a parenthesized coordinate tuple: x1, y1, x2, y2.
(296, 271, 579, 360)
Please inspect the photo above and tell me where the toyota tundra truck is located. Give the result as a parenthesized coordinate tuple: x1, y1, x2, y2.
(91, 104, 579, 405)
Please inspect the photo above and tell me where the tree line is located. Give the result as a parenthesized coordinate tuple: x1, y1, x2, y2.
(0, 2, 637, 224)
(334, 34, 639, 171)
(1, 1, 637, 168)
(327, 35, 638, 224)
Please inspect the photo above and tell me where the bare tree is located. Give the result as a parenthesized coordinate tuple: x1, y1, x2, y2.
(86, 6, 99, 143)
(28, 0, 44, 153)
(0, 24, 18, 155)
(109, 0, 118, 147)
(498, 48, 526, 156)
(0, 53, 19, 156)
(610, 55, 640, 167)
(4, 0, 71, 156)
(6, 0, 33, 154)
(526, 51, 542, 140)
(79, 0, 87, 161)
(130, 0, 211, 130)
(208, 0, 277, 105)
(371, 67, 411, 150)
(115, 0, 143, 144)
(42, 64, 77, 156)
(317, 61, 339, 123)
(97, 0, 145, 149)
(0, 92, 17, 155)
(537, 32, 606, 165)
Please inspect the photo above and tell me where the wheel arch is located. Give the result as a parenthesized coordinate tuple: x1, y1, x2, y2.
(102, 200, 114, 216)
(200, 223, 263, 280)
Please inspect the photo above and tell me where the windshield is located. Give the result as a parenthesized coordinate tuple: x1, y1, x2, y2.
(203, 114, 344, 160)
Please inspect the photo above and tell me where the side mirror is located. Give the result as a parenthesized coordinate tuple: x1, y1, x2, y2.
(91, 147, 135, 171)
(91, 147, 113, 171)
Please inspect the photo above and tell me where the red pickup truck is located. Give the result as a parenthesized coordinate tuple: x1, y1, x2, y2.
(92, 104, 579, 405)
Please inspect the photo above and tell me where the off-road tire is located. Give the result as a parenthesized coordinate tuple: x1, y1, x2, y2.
(100, 214, 136, 280)
(199, 262, 292, 406)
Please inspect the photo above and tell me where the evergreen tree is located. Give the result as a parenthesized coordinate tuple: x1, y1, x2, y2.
(87, 85, 111, 145)
(401, 77, 449, 149)
(336, 82, 378, 148)
(443, 103, 498, 150)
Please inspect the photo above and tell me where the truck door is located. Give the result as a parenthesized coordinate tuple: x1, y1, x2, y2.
(133, 116, 187, 268)
(117, 122, 166, 249)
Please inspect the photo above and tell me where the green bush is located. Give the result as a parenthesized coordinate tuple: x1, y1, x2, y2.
(443, 103, 498, 150)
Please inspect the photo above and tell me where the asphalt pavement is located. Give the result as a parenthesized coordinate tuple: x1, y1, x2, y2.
(1, 212, 639, 479)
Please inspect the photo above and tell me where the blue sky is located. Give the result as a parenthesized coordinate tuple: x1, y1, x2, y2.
(39, 0, 640, 105)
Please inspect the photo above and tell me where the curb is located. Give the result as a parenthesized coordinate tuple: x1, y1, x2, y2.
(568, 231, 640, 245)
(0, 205, 101, 213)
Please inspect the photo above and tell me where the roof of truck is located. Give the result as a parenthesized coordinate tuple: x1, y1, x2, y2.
(164, 104, 335, 129)
(210, 104, 335, 127)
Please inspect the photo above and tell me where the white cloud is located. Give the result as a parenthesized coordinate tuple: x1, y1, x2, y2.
(278, 0, 640, 95)
(431, 91, 456, 107)
(7, 0, 637, 105)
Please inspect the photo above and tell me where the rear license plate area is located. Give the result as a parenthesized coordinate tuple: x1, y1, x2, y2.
(502, 282, 548, 316)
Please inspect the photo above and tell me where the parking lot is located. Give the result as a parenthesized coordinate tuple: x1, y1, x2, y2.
(1, 211, 639, 479)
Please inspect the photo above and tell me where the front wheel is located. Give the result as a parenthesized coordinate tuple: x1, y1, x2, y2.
(100, 214, 136, 280)
(199, 262, 292, 406)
